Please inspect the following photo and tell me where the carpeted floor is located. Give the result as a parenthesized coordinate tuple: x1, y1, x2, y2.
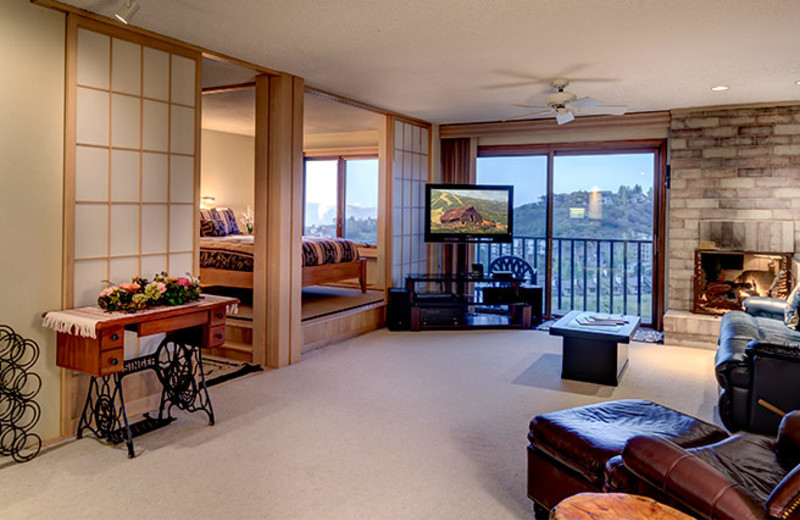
(0, 329, 719, 520)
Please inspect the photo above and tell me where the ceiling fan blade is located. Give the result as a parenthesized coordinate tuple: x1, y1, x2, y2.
(482, 80, 542, 90)
(512, 103, 551, 109)
(568, 97, 603, 110)
(556, 111, 575, 125)
(507, 109, 554, 120)
(582, 105, 628, 116)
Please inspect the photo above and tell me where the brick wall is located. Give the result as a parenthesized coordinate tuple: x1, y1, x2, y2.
(668, 103, 800, 311)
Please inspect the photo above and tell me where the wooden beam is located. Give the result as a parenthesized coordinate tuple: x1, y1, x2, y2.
(202, 82, 256, 95)
(440, 111, 671, 139)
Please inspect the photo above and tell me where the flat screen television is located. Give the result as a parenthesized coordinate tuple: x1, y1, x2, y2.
(424, 184, 514, 243)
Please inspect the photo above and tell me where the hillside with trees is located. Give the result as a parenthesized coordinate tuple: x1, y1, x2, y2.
(513, 184, 653, 240)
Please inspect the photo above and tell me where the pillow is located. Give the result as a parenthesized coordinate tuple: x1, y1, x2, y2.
(217, 208, 241, 235)
(784, 283, 800, 330)
(199, 209, 227, 237)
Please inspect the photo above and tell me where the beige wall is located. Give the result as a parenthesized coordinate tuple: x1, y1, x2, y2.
(200, 129, 255, 220)
(0, 2, 66, 442)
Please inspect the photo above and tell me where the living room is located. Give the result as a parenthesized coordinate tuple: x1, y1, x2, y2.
(2, 1, 800, 519)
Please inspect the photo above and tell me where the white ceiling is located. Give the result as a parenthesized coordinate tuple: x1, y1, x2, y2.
(61, 0, 800, 124)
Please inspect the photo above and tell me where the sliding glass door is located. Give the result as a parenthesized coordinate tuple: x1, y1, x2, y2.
(551, 153, 655, 323)
(476, 144, 663, 326)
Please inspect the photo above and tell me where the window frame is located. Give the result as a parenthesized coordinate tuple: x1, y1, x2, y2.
(302, 152, 379, 245)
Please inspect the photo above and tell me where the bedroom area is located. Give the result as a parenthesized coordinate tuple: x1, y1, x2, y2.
(198, 56, 387, 363)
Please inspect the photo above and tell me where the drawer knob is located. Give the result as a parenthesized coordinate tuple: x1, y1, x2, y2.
(109, 358, 119, 365)
(111, 333, 119, 341)
(215, 333, 223, 339)
(216, 312, 224, 319)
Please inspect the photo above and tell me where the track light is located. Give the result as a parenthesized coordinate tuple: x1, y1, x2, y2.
(114, 0, 140, 24)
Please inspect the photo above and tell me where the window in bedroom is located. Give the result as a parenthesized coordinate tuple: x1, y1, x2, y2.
(303, 156, 378, 245)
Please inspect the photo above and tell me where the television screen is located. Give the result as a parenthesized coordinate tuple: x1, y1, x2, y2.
(424, 184, 513, 243)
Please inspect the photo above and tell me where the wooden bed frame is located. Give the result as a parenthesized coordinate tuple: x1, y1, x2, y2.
(200, 258, 367, 293)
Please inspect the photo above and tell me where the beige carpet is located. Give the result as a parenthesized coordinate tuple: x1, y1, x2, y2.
(0, 330, 720, 520)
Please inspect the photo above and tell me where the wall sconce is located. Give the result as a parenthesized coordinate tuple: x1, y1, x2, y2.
(114, 0, 140, 24)
(201, 196, 215, 208)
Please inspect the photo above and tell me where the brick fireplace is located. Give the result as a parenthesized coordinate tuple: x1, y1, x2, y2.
(664, 103, 800, 348)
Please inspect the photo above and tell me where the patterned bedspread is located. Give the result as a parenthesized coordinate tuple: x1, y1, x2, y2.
(200, 235, 359, 272)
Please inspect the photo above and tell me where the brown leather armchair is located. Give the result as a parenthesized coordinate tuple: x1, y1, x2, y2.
(620, 411, 800, 520)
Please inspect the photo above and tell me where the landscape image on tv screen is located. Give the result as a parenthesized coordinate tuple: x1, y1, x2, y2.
(429, 188, 509, 236)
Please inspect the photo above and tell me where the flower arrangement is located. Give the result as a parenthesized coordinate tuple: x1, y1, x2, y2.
(97, 273, 201, 313)
(240, 206, 254, 234)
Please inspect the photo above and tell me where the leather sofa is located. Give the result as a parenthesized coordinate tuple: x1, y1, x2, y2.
(618, 411, 800, 520)
(716, 304, 800, 434)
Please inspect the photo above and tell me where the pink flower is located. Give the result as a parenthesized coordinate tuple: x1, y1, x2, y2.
(119, 282, 140, 292)
(155, 281, 167, 293)
(99, 287, 115, 298)
(177, 277, 191, 287)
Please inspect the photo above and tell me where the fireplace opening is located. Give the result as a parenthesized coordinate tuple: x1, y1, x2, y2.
(693, 250, 792, 315)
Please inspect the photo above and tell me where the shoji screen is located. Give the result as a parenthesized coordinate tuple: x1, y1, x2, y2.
(68, 19, 199, 308)
(391, 120, 430, 286)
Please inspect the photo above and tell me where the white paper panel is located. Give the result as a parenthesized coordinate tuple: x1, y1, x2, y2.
(392, 208, 402, 236)
(170, 105, 195, 154)
(421, 128, 429, 154)
(142, 47, 169, 101)
(392, 178, 403, 209)
(169, 253, 193, 277)
(76, 87, 109, 146)
(412, 126, 421, 153)
(110, 149, 139, 202)
(75, 146, 108, 201)
(142, 152, 168, 202)
(76, 29, 109, 89)
(74, 204, 108, 259)
(111, 38, 141, 95)
(392, 240, 402, 265)
(169, 204, 194, 251)
(169, 155, 194, 203)
(110, 204, 140, 256)
(74, 259, 108, 308)
(142, 100, 168, 152)
(109, 256, 139, 284)
(404, 123, 414, 151)
(141, 204, 167, 254)
(170, 55, 196, 107)
(141, 254, 167, 277)
(111, 94, 140, 149)
(394, 120, 403, 149)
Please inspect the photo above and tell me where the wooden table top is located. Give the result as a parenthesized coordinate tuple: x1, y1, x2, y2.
(552, 493, 694, 520)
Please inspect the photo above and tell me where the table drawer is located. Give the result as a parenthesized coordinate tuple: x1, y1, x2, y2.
(99, 348, 124, 375)
(207, 325, 226, 348)
(100, 327, 124, 350)
(209, 307, 226, 327)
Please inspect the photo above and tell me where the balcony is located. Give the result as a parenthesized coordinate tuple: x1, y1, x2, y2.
(476, 236, 654, 325)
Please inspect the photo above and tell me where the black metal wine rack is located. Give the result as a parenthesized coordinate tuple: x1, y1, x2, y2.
(0, 325, 42, 463)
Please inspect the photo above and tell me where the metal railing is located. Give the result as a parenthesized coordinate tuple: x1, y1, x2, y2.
(476, 236, 654, 324)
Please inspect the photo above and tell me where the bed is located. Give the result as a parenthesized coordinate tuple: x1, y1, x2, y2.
(199, 234, 367, 292)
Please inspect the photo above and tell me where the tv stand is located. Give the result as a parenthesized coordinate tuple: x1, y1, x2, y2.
(405, 274, 532, 331)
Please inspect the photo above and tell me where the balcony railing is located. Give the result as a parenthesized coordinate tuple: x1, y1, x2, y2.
(476, 236, 654, 324)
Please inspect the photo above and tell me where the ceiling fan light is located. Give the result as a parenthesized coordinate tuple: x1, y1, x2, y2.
(711, 85, 729, 92)
(114, 0, 140, 24)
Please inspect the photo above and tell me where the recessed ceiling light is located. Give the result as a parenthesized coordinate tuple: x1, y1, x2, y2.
(795, 80, 800, 86)
(711, 85, 729, 92)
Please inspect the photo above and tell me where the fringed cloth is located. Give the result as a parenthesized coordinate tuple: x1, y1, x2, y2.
(43, 295, 239, 339)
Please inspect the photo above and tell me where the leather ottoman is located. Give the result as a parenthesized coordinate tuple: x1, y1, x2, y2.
(527, 399, 728, 518)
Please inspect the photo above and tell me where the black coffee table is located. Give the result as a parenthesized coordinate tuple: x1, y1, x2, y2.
(549, 310, 641, 386)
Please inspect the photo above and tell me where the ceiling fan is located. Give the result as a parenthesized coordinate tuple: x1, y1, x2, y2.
(512, 79, 627, 125)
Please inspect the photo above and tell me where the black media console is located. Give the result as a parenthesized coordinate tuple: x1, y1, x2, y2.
(400, 274, 542, 331)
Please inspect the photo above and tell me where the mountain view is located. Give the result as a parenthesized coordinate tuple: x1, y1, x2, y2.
(514, 185, 653, 240)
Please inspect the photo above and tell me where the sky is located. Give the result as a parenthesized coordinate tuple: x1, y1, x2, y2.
(476, 153, 655, 206)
